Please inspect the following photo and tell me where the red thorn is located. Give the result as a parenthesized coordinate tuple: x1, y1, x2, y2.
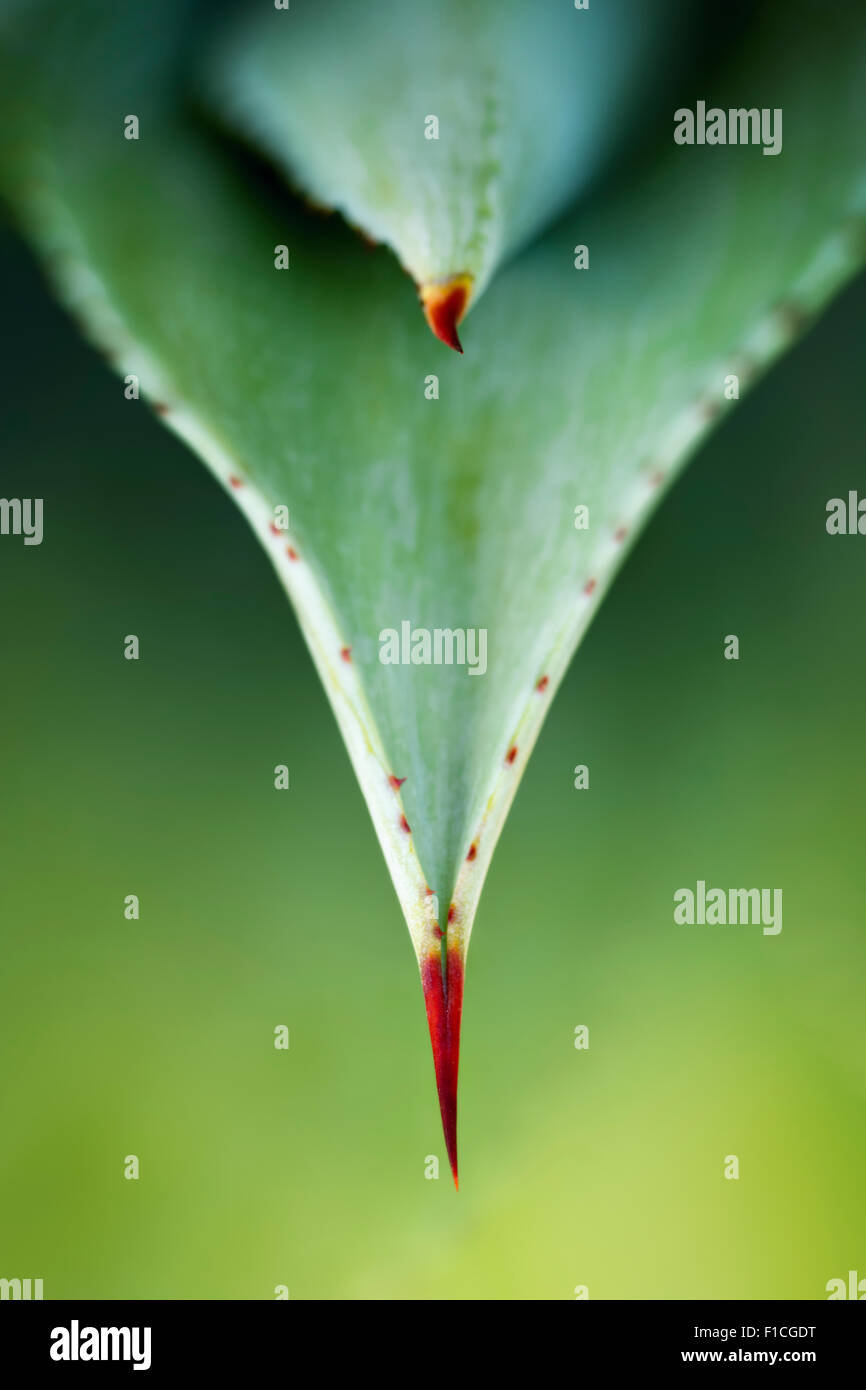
(400, 814, 411, 835)
(340, 646, 352, 663)
(447, 903, 456, 924)
(270, 522, 282, 537)
(466, 841, 478, 863)
(584, 579, 597, 596)
(421, 946, 464, 1188)
(228, 475, 244, 489)
(535, 675, 549, 693)
(433, 923, 443, 939)
(286, 546, 299, 561)
(424, 885, 434, 896)
(505, 745, 518, 765)
(389, 775, 407, 790)
(420, 275, 472, 353)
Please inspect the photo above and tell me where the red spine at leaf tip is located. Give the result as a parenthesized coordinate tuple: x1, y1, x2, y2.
(419, 274, 472, 353)
(421, 946, 464, 1188)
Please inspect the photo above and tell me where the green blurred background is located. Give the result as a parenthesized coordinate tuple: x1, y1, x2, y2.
(1, 227, 864, 1300)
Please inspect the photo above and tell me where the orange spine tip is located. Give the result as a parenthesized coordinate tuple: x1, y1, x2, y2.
(419, 274, 473, 353)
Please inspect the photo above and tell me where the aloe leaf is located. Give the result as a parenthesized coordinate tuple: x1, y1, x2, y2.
(2, 0, 865, 1184)
(204, 0, 685, 349)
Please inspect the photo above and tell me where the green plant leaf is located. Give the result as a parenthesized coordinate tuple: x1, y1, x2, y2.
(2, 0, 865, 1182)
(204, 0, 686, 348)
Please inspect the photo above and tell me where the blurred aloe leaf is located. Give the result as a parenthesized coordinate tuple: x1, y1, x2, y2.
(204, 0, 686, 349)
(1, 0, 865, 1182)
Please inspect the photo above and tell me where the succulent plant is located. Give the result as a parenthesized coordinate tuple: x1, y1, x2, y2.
(2, 0, 864, 1186)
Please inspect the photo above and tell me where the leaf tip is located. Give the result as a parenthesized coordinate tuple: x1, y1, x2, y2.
(419, 274, 473, 353)
(421, 944, 464, 1189)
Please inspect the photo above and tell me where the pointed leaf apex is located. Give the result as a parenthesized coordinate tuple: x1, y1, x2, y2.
(421, 944, 465, 1187)
(420, 275, 473, 353)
